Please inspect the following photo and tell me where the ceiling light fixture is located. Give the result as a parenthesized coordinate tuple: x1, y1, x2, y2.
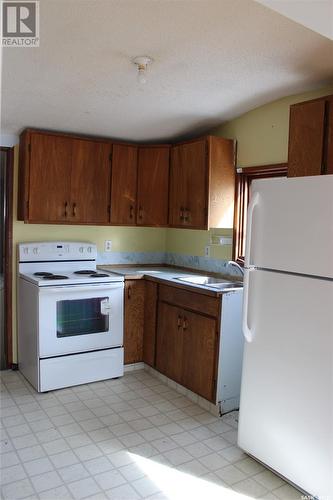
(132, 56, 153, 85)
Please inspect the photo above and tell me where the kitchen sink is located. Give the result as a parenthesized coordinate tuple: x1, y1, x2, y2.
(209, 282, 243, 290)
(175, 276, 243, 288)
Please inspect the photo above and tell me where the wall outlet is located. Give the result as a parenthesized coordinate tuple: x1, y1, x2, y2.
(204, 245, 210, 258)
(104, 240, 112, 252)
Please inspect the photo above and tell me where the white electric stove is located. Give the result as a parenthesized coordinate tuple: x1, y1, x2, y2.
(18, 242, 124, 392)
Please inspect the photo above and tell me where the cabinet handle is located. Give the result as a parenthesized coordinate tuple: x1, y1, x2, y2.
(127, 286, 131, 299)
(72, 203, 77, 217)
(183, 317, 188, 330)
(180, 207, 184, 221)
(138, 206, 143, 219)
(129, 205, 134, 219)
(64, 202, 68, 217)
(177, 315, 183, 329)
(184, 208, 190, 222)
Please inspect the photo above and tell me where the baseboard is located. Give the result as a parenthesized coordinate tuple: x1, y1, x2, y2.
(143, 364, 220, 417)
(124, 362, 145, 372)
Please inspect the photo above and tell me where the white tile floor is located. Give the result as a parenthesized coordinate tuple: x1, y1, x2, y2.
(0, 369, 303, 500)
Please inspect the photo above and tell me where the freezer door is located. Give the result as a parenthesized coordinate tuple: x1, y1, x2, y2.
(239, 269, 333, 498)
(245, 175, 333, 278)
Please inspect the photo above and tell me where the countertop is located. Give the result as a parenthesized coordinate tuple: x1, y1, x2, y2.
(98, 264, 243, 297)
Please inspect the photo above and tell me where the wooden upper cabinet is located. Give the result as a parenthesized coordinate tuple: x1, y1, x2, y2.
(137, 146, 170, 226)
(124, 280, 145, 364)
(169, 136, 235, 229)
(288, 94, 333, 177)
(21, 132, 72, 223)
(70, 139, 111, 224)
(110, 144, 138, 225)
(18, 130, 112, 224)
(18, 128, 235, 228)
(288, 100, 326, 177)
(170, 139, 206, 228)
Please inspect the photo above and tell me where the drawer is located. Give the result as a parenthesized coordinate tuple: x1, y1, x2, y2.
(159, 284, 219, 317)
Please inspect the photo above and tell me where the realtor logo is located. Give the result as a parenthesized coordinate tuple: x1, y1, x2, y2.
(1, 1, 39, 46)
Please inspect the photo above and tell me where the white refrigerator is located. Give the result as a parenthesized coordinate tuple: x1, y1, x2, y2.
(238, 175, 333, 499)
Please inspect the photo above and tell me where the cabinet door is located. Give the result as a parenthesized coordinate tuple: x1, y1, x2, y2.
(110, 144, 138, 225)
(124, 280, 145, 364)
(182, 310, 217, 402)
(28, 133, 72, 222)
(155, 302, 183, 383)
(70, 140, 111, 223)
(137, 146, 170, 226)
(143, 281, 158, 367)
(169, 140, 207, 228)
(288, 100, 326, 177)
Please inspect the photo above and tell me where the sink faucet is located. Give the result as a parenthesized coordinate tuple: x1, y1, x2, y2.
(227, 260, 244, 277)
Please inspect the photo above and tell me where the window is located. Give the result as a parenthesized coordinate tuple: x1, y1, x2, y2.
(232, 163, 288, 264)
(57, 297, 109, 337)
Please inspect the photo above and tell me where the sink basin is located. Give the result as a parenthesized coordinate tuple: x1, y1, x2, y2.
(208, 282, 243, 290)
(176, 276, 223, 284)
(135, 270, 163, 273)
(176, 276, 243, 288)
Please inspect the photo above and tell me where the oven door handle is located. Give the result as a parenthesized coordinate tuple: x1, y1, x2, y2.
(100, 299, 111, 315)
(39, 283, 124, 294)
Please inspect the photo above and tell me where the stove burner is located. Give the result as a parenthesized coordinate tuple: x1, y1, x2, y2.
(43, 275, 69, 280)
(34, 272, 54, 277)
(91, 273, 109, 278)
(74, 270, 97, 275)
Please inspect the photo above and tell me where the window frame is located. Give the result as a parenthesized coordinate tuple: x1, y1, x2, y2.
(232, 163, 288, 264)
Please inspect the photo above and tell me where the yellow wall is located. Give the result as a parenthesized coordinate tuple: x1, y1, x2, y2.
(165, 85, 333, 258)
(214, 85, 333, 168)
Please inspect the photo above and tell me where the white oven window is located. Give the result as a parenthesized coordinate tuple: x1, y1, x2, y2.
(56, 297, 109, 337)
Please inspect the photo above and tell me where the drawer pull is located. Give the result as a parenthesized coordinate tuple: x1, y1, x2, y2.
(138, 206, 143, 219)
(177, 315, 182, 329)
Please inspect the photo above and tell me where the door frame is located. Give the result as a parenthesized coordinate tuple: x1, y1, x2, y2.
(1, 147, 14, 367)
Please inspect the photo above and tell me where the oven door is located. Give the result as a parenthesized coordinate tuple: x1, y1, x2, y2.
(38, 283, 124, 357)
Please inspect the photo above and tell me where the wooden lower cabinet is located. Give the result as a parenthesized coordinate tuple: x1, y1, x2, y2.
(143, 281, 158, 367)
(155, 298, 218, 402)
(182, 310, 217, 401)
(124, 280, 145, 364)
(155, 302, 183, 384)
(123, 279, 219, 403)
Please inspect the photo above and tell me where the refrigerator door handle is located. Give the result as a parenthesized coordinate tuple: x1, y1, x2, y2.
(245, 191, 260, 268)
(242, 268, 254, 342)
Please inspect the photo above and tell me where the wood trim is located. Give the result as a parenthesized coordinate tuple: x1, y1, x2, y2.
(232, 163, 287, 262)
(22, 128, 172, 148)
(290, 93, 333, 109)
(1, 147, 14, 367)
(236, 163, 288, 176)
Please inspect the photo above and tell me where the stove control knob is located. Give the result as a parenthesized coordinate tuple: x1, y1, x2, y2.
(79, 247, 84, 253)
(23, 247, 29, 254)
(33, 247, 39, 255)
(87, 246, 92, 253)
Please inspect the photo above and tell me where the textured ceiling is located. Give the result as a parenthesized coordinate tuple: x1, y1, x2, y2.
(1, 0, 333, 142)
